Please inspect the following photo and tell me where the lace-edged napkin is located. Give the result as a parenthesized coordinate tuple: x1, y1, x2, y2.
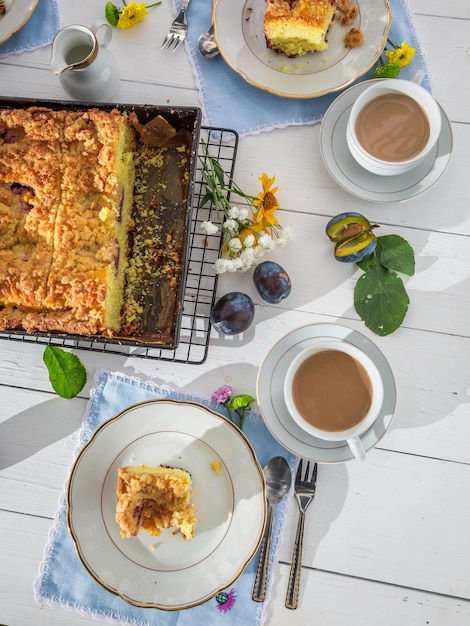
(0, 0, 61, 58)
(35, 369, 296, 626)
(180, 0, 432, 136)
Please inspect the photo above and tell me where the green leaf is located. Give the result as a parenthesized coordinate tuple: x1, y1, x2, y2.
(228, 394, 255, 411)
(212, 159, 226, 187)
(200, 191, 212, 207)
(43, 345, 87, 399)
(105, 2, 120, 26)
(354, 260, 410, 336)
(356, 253, 374, 272)
(375, 234, 415, 276)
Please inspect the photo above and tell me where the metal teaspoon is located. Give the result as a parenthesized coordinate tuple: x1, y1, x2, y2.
(252, 456, 292, 602)
(197, 3, 219, 59)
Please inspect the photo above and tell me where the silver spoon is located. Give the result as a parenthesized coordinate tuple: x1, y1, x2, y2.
(252, 456, 292, 602)
(197, 22, 219, 59)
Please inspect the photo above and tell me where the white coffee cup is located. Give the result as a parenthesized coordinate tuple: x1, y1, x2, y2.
(284, 341, 384, 461)
(346, 76, 442, 176)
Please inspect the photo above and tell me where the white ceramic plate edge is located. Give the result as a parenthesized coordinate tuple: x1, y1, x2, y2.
(0, 0, 39, 46)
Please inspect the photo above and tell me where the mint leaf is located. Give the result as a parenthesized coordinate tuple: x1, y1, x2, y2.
(354, 260, 410, 336)
(43, 345, 87, 399)
(375, 234, 415, 276)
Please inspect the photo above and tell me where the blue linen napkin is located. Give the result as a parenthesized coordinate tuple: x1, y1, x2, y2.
(180, 0, 432, 135)
(35, 369, 297, 626)
(0, 0, 61, 58)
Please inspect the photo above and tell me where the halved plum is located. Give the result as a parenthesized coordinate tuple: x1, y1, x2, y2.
(326, 212, 373, 243)
(334, 232, 377, 263)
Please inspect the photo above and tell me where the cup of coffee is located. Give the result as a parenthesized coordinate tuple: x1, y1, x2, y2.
(284, 341, 384, 461)
(346, 78, 442, 176)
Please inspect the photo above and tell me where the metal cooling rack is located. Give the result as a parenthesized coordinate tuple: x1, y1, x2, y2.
(0, 126, 238, 365)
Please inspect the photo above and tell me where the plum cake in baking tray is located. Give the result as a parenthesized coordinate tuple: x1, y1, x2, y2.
(0, 99, 201, 349)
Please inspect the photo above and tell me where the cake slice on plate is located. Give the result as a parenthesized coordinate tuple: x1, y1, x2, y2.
(264, 0, 337, 57)
(116, 465, 196, 541)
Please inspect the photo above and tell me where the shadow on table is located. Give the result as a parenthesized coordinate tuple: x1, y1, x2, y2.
(201, 266, 470, 453)
(0, 397, 87, 470)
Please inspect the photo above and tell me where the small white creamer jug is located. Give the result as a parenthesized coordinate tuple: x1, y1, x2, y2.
(50, 21, 120, 101)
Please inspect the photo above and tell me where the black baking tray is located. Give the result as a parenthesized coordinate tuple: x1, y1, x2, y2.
(0, 97, 202, 350)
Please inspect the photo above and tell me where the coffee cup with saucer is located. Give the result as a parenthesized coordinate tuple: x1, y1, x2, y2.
(283, 340, 384, 461)
(346, 73, 441, 176)
(319, 78, 453, 203)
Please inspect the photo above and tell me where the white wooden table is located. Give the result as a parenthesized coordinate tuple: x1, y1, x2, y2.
(1, 1, 469, 624)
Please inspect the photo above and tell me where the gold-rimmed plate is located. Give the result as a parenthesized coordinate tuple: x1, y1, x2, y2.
(67, 399, 266, 610)
(0, 0, 39, 46)
(213, 0, 391, 99)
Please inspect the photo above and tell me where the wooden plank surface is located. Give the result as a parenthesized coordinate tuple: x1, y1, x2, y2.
(0, 0, 469, 625)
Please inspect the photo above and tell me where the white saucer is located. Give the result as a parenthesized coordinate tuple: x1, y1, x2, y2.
(256, 323, 396, 463)
(319, 79, 453, 203)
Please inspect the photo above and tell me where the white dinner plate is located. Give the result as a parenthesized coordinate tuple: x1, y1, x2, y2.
(256, 323, 396, 462)
(0, 0, 38, 46)
(213, 0, 391, 98)
(67, 399, 266, 610)
(320, 79, 453, 202)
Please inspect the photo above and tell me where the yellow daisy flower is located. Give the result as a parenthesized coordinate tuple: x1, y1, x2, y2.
(385, 41, 416, 68)
(117, 1, 148, 29)
(253, 173, 280, 228)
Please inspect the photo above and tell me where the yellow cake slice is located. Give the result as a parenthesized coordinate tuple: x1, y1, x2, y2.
(264, 0, 336, 57)
(115, 465, 196, 541)
(43, 108, 135, 336)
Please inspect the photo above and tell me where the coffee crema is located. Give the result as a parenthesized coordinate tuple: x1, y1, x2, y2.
(355, 93, 430, 162)
(291, 349, 373, 432)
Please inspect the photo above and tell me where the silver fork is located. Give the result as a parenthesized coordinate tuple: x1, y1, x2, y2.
(161, 0, 192, 52)
(285, 460, 318, 610)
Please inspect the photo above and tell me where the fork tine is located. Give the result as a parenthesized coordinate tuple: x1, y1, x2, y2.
(161, 33, 184, 52)
(161, 34, 172, 50)
(304, 460, 311, 480)
(296, 459, 318, 484)
(311, 462, 318, 484)
(164, 36, 176, 51)
(170, 37, 183, 52)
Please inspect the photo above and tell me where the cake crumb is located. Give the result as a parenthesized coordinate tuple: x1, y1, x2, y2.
(341, 5, 358, 26)
(211, 460, 221, 475)
(336, 0, 350, 11)
(344, 27, 365, 48)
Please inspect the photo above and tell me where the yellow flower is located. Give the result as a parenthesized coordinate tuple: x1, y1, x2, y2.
(237, 220, 269, 245)
(117, 1, 148, 28)
(385, 41, 416, 68)
(253, 173, 280, 228)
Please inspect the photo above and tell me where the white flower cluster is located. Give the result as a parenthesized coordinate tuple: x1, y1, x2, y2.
(201, 209, 293, 274)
